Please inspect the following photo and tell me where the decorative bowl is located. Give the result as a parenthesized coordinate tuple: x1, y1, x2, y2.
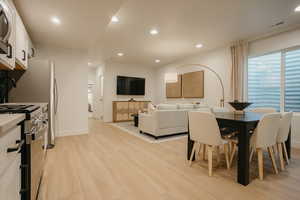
(228, 101, 252, 112)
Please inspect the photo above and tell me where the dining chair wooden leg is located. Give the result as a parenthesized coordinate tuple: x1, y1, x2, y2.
(224, 143, 230, 169)
(250, 147, 256, 163)
(268, 146, 278, 174)
(202, 144, 207, 161)
(197, 143, 203, 160)
(216, 146, 221, 166)
(207, 145, 214, 176)
(277, 143, 285, 171)
(272, 145, 277, 157)
(282, 142, 290, 165)
(189, 142, 197, 166)
(257, 148, 264, 180)
(229, 143, 237, 167)
(228, 141, 232, 154)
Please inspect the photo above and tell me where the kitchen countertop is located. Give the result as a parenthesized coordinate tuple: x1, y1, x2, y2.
(0, 114, 25, 134)
(3, 102, 48, 107)
(2, 102, 48, 111)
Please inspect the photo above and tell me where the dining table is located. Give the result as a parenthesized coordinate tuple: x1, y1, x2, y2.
(186, 111, 291, 186)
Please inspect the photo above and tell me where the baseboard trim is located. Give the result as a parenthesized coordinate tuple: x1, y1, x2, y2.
(292, 141, 300, 149)
(58, 129, 89, 137)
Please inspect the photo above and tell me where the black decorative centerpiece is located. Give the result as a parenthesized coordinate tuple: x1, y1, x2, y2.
(228, 100, 252, 114)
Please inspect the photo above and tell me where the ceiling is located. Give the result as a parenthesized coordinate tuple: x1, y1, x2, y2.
(14, 0, 300, 67)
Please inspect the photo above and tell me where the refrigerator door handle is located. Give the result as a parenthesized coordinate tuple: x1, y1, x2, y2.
(54, 78, 58, 114)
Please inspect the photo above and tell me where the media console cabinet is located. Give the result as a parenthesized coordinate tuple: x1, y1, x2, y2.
(113, 101, 151, 122)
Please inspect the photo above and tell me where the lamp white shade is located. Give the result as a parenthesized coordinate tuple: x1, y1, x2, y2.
(165, 73, 178, 83)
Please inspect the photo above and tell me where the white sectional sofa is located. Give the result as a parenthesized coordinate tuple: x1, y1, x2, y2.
(138, 103, 211, 138)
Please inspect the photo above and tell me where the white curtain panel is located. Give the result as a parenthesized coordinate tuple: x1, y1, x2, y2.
(230, 40, 249, 101)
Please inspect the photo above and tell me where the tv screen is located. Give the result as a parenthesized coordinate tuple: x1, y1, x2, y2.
(117, 76, 145, 95)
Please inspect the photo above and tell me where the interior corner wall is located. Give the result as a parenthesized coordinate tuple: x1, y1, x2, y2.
(155, 46, 232, 107)
(103, 62, 157, 122)
(36, 45, 89, 137)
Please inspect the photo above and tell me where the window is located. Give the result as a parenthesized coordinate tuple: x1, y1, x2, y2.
(285, 49, 300, 112)
(247, 47, 300, 112)
(248, 53, 281, 111)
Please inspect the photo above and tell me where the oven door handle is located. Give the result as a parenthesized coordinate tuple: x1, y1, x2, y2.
(31, 125, 47, 140)
(7, 140, 24, 153)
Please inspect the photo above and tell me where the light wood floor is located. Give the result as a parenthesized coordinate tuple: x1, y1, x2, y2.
(39, 119, 300, 200)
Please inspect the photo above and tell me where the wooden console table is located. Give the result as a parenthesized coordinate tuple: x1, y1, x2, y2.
(113, 101, 151, 122)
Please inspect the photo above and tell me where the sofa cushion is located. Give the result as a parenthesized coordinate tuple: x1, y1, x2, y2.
(194, 107, 212, 112)
(178, 104, 194, 110)
(157, 104, 178, 110)
(155, 110, 187, 129)
(194, 103, 208, 109)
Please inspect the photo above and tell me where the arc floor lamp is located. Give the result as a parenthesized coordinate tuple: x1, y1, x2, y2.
(165, 64, 225, 107)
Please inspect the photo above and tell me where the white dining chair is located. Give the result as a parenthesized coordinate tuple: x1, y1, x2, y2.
(276, 112, 293, 170)
(250, 113, 281, 180)
(189, 108, 212, 160)
(250, 107, 277, 113)
(212, 106, 237, 156)
(230, 107, 277, 167)
(188, 111, 230, 176)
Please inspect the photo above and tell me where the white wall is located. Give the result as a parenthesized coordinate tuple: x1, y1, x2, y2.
(36, 45, 89, 137)
(155, 46, 232, 108)
(249, 28, 300, 57)
(103, 62, 157, 122)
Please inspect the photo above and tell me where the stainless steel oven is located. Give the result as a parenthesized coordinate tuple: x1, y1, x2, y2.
(25, 107, 47, 200)
(0, 2, 11, 54)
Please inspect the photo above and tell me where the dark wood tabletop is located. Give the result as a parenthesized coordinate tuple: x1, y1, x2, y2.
(215, 112, 264, 122)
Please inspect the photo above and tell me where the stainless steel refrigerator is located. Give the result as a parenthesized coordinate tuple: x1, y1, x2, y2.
(9, 59, 58, 148)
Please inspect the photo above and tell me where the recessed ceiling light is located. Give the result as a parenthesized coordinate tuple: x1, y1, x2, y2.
(117, 53, 124, 57)
(295, 5, 300, 12)
(195, 43, 203, 48)
(88, 62, 92, 66)
(51, 16, 61, 25)
(111, 16, 119, 23)
(150, 29, 159, 35)
(155, 59, 161, 63)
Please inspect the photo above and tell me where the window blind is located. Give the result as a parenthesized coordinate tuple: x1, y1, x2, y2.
(285, 49, 300, 112)
(248, 53, 281, 111)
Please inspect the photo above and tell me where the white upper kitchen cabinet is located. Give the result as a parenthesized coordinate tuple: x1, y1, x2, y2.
(15, 13, 28, 69)
(27, 36, 35, 59)
(0, 0, 16, 70)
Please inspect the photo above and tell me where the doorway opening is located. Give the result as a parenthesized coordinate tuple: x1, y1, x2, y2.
(88, 83, 95, 118)
(88, 66, 104, 121)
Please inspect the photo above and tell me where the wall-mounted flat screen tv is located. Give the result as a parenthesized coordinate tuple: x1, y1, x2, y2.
(117, 76, 145, 95)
